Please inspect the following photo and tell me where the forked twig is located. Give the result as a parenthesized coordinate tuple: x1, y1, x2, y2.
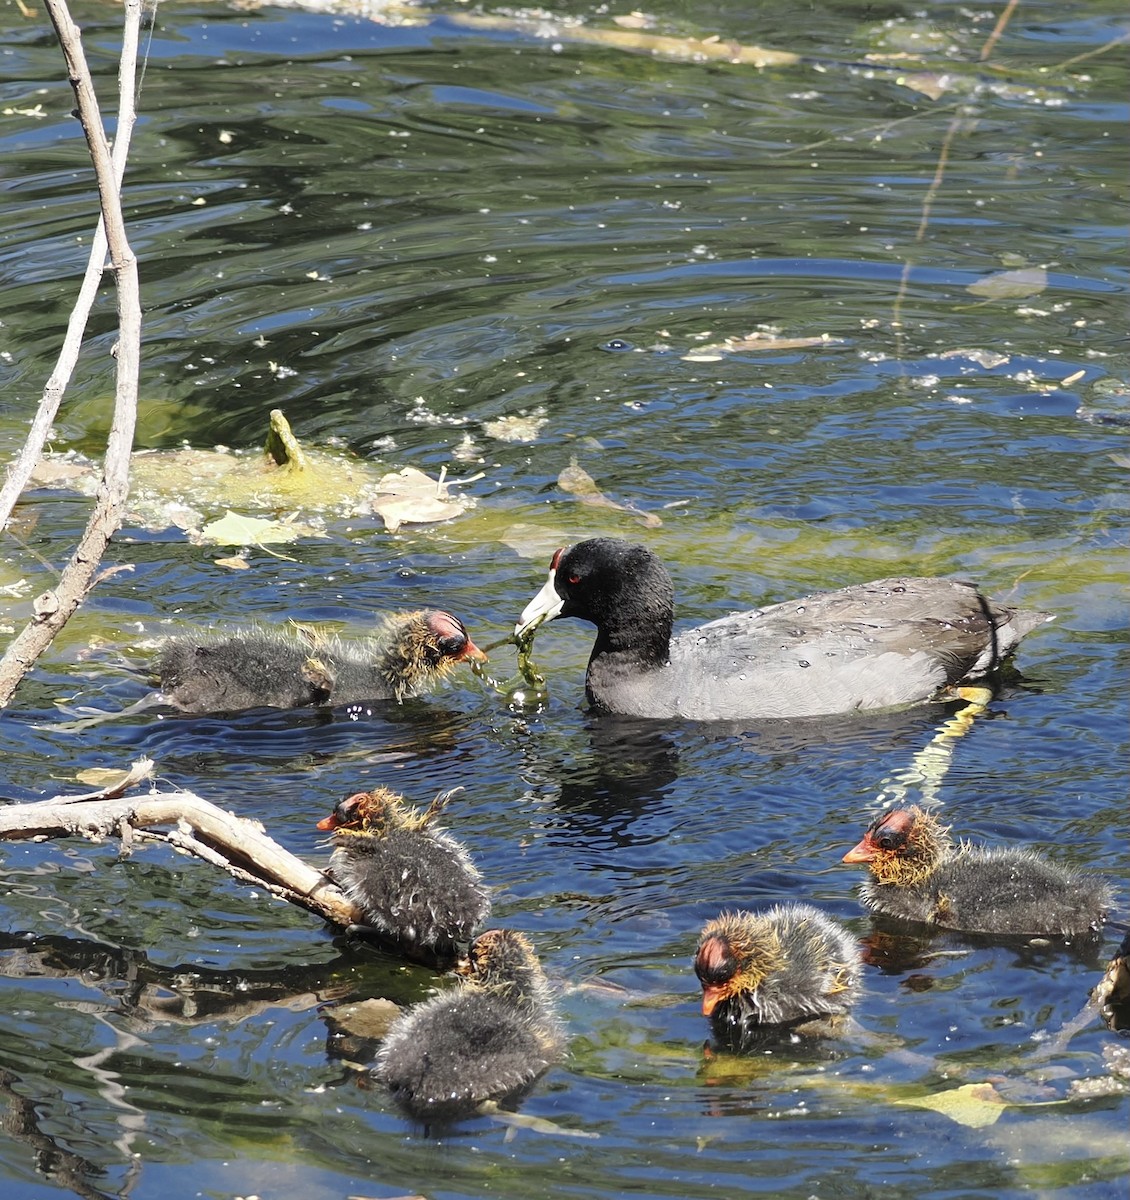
(0, 0, 144, 706)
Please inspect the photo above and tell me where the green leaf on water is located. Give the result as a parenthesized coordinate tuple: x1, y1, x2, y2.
(900, 1081, 1010, 1127)
(196, 510, 326, 547)
(966, 266, 1048, 300)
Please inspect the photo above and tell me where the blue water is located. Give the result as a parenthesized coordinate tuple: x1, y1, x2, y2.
(1, 0, 1127, 1196)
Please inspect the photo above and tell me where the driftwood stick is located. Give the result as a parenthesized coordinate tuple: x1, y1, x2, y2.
(0, 790, 362, 929)
(0, 0, 143, 706)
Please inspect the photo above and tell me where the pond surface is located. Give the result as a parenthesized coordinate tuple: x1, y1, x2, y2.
(1, 0, 1128, 1197)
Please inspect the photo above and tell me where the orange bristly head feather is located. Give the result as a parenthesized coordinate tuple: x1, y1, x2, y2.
(842, 805, 949, 887)
(694, 913, 782, 1016)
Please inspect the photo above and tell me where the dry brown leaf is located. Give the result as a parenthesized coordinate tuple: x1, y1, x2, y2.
(27, 457, 94, 489)
(895, 70, 954, 100)
(327, 998, 402, 1041)
(558, 459, 662, 528)
(75, 767, 136, 788)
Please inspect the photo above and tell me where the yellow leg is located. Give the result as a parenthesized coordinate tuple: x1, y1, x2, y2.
(873, 687, 992, 809)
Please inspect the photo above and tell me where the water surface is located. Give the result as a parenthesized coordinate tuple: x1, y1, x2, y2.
(1, 0, 1127, 1197)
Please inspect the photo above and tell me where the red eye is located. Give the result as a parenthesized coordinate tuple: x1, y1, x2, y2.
(567, 573, 581, 585)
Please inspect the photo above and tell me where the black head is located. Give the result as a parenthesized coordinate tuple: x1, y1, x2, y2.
(551, 538, 674, 634)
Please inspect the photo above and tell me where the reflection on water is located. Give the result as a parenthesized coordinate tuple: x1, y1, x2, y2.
(1, 0, 1128, 1195)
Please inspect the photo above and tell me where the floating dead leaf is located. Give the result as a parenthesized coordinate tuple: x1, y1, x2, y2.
(966, 266, 1048, 300)
(1109, 453, 1130, 468)
(27, 455, 96, 489)
(75, 767, 135, 788)
(894, 70, 954, 100)
(900, 1082, 1009, 1127)
(195, 510, 325, 547)
(325, 998, 402, 1042)
(938, 348, 1011, 369)
(213, 555, 251, 570)
(482, 409, 549, 443)
(558, 459, 661, 528)
(370, 466, 476, 533)
(682, 330, 844, 361)
(72, 758, 154, 796)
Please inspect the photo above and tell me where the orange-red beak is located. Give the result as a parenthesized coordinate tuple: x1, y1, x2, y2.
(701, 984, 728, 1017)
(315, 813, 339, 831)
(842, 835, 877, 864)
(459, 636, 487, 663)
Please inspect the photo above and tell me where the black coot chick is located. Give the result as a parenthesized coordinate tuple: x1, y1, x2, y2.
(156, 608, 484, 713)
(695, 905, 862, 1047)
(515, 538, 1052, 720)
(842, 805, 1113, 937)
(317, 786, 490, 963)
(377, 929, 566, 1121)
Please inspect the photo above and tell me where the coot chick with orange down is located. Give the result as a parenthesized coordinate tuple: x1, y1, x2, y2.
(694, 905, 862, 1047)
(842, 806, 1114, 937)
(377, 929, 566, 1121)
(515, 538, 1052, 721)
(317, 787, 490, 964)
(156, 608, 484, 714)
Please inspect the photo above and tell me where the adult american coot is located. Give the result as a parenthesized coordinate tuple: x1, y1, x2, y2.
(156, 609, 484, 713)
(842, 806, 1113, 937)
(694, 904, 862, 1044)
(515, 538, 1052, 721)
(317, 786, 490, 963)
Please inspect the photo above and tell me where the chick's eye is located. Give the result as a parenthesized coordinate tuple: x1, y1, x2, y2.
(436, 634, 465, 657)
